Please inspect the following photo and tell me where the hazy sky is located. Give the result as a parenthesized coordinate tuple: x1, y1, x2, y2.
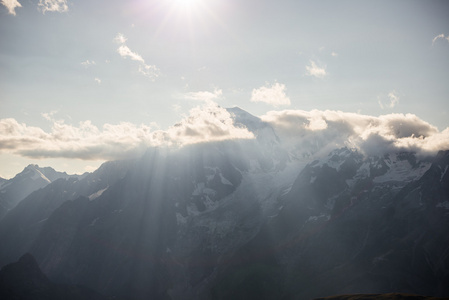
(1, 0, 448, 178)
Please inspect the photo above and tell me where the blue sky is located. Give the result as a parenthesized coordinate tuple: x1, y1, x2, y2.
(1, 0, 449, 178)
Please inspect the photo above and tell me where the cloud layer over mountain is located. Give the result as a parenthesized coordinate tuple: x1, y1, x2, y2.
(262, 109, 449, 157)
(0, 104, 254, 160)
(1, 105, 448, 162)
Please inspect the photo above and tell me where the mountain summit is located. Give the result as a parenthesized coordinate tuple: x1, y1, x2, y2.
(0, 165, 83, 220)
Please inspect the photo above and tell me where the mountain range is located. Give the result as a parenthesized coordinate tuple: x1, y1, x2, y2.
(0, 164, 85, 220)
(0, 107, 448, 299)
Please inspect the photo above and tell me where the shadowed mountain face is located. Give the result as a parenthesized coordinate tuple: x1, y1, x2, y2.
(0, 109, 448, 300)
(0, 253, 109, 300)
(264, 150, 449, 299)
(0, 165, 84, 220)
(313, 293, 448, 300)
(0, 160, 132, 269)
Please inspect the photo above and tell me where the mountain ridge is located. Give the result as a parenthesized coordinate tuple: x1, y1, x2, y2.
(0, 164, 86, 220)
(0, 108, 447, 299)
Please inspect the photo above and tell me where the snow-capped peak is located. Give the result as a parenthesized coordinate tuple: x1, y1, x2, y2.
(23, 164, 51, 183)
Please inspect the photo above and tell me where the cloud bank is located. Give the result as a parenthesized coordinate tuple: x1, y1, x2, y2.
(1, 106, 448, 162)
(262, 109, 449, 158)
(250, 83, 291, 107)
(1, 0, 21, 15)
(0, 104, 254, 161)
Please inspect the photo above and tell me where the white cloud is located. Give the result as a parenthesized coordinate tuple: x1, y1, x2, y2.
(138, 64, 160, 81)
(165, 103, 254, 146)
(250, 83, 291, 107)
(114, 33, 159, 80)
(38, 0, 68, 13)
(184, 88, 223, 103)
(378, 99, 384, 110)
(305, 60, 327, 78)
(387, 91, 399, 108)
(41, 110, 58, 121)
(432, 33, 446, 45)
(1, 0, 22, 15)
(81, 60, 96, 67)
(0, 104, 254, 161)
(172, 104, 182, 112)
(2, 108, 448, 163)
(378, 90, 400, 109)
(262, 109, 448, 158)
(114, 33, 128, 44)
(331, 52, 338, 57)
(117, 45, 144, 63)
(94, 78, 101, 84)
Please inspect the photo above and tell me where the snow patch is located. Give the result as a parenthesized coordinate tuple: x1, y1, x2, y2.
(373, 159, 430, 184)
(306, 214, 330, 223)
(192, 182, 206, 196)
(436, 201, 449, 210)
(89, 217, 99, 226)
(88, 187, 108, 201)
(219, 173, 233, 186)
(346, 162, 370, 188)
(176, 212, 188, 225)
(28, 166, 51, 183)
(192, 182, 216, 197)
(441, 165, 448, 182)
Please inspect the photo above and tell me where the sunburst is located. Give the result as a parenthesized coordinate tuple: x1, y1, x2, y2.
(171, 0, 200, 11)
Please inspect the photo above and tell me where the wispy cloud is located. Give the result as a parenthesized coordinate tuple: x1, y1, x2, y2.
(172, 104, 182, 112)
(138, 64, 160, 81)
(305, 60, 327, 78)
(0, 104, 254, 161)
(94, 78, 101, 84)
(387, 91, 399, 108)
(331, 52, 338, 57)
(432, 33, 447, 45)
(1, 0, 22, 15)
(38, 0, 68, 14)
(114, 33, 160, 81)
(184, 88, 223, 103)
(117, 45, 145, 63)
(378, 90, 400, 109)
(41, 110, 58, 121)
(81, 60, 96, 67)
(262, 110, 448, 157)
(113, 33, 128, 44)
(250, 82, 291, 107)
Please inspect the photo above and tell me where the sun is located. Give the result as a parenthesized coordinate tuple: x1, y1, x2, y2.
(171, 0, 199, 9)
